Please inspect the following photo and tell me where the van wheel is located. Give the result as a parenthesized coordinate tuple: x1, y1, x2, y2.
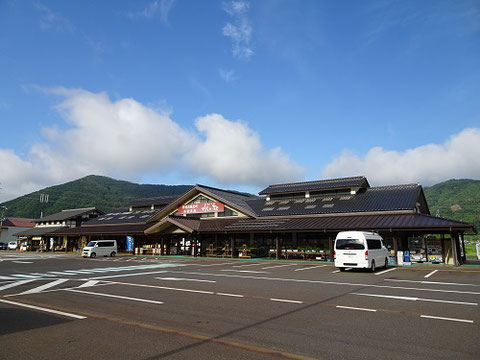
(339, 267, 345, 272)
(385, 258, 389, 268)
(90, 252, 96, 258)
(370, 260, 376, 272)
(110, 252, 116, 257)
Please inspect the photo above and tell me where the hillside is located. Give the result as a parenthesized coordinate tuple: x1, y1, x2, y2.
(424, 179, 480, 233)
(1, 175, 193, 219)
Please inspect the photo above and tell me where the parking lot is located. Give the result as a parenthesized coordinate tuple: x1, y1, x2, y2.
(0, 253, 479, 359)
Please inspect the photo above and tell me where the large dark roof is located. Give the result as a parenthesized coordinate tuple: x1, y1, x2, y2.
(129, 195, 182, 208)
(248, 184, 423, 217)
(35, 207, 100, 222)
(85, 208, 160, 226)
(15, 226, 66, 237)
(259, 176, 369, 195)
(52, 224, 150, 236)
(219, 213, 473, 232)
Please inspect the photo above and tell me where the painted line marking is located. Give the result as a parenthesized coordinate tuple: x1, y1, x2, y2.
(0, 279, 36, 291)
(353, 293, 477, 306)
(332, 270, 340, 273)
(294, 265, 327, 272)
(374, 268, 397, 276)
(77, 280, 100, 288)
(48, 271, 71, 275)
(197, 262, 233, 267)
(221, 270, 268, 274)
(261, 264, 296, 270)
(0, 276, 15, 280)
(0, 299, 86, 319)
(384, 279, 479, 287)
(10, 274, 38, 278)
(336, 305, 377, 312)
(270, 298, 303, 304)
(172, 271, 480, 295)
(420, 315, 473, 324)
(12, 261, 33, 264)
(67, 289, 164, 304)
(424, 270, 439, 279)
(155, 277, 216, 283)
(138, 285, 214, 295)
(216, 293, 244, 298)
(87, 270, 169, 279)
(20, 279, 69, 295)
(232, 263, 262, 268)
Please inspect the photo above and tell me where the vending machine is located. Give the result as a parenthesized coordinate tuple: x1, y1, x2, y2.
(408, 237, 427, 262)
(425, 237, 443, 263)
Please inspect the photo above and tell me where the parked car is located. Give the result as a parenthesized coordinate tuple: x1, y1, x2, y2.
(8, 241, 18, 250)
(334, 231, 388, 272)
(0, 242, 7, 250)
(82, 240, 117, 258)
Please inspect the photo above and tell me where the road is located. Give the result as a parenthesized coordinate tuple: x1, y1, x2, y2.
(0, 252, 479, 359)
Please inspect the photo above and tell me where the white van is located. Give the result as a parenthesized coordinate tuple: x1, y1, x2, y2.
(334, 231, 388, 272)
(82, 240, 117, 258)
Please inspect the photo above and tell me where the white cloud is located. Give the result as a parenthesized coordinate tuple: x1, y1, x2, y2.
(222, 1, 254, 60)
(127, 0, 175, 24)
(219, 68, 239, 82)
(321, 128, 480, 186)
(34, 3, 75, 32)
(187, 114, 305, 185)
(0, 89, 303, 202)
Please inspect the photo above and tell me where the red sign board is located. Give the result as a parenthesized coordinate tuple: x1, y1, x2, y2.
(177, 201, 225, 215)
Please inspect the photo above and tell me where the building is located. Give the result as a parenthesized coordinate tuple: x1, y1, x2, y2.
(55, 177, 474, 265)
(0, 217, 35, 244)
(15, 207, 102, 251)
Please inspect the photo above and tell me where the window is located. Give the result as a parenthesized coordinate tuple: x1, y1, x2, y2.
(335, 239, 365, 250)
(217, 208, 238, 217)
(270, 192, 305, 201)
(366, 239, 381, 249)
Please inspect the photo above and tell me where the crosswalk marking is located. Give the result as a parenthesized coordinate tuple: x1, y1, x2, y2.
(0, 279, 36, 291)
(20, 279, 69, 295)
(77, 280, 100, 288)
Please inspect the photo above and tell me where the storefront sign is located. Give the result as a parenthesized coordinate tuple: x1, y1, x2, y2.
(126, 236, 134, 252)
(177, 201, 224, 215)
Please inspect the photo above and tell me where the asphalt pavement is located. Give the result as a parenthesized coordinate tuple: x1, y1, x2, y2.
(0, 251, 479, 359)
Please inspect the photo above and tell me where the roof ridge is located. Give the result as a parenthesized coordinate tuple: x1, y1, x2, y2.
(196, 184, 256, 198)
(369, 184, 420, 190)
(264, 176, 366, 189)
(61, 207, 96, 212)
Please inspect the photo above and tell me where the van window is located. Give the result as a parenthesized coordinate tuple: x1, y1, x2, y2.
(336, 239, 365, 250)
(366, 239, 381, 249)
(86, 241, 97, 247)
(98, 241, 114, 247)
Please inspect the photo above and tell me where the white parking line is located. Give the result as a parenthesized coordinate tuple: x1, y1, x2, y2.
(0, 299, 86, 319)
(424, 270, 438, 279)
(261, 264, 296, 270)
(332, 270, 340, 273)
(232, 263, 261, 268)
(294, 265, 327, 272)
(20, 279, 69, 295)
(270, 298, 303, 304)
(216, 293, 244, 298)
(67, 289, 164, 304)
(353, 293, 477, 306)
(155, 277, 216, 283)
(374, 268, 397, 276)
(384, 279, 479, 287)
(12, 261, 33, 264)
(221, 270, 268, 274)
(336, 305, 377, 312)
(77, 280, 100, 288)
(87, 270, 169, 279)
(420, 315, 473, 324)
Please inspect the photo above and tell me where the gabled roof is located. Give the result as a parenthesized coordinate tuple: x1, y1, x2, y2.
(129, 195, 182, 208)
(15, 226, 66, 237)
(145, 215, 201, 234)
(249, 184, 424, 217)
(147, 184, 260, 222)
(259, 176, 369, 195)
(35, 207, 101, 222)
(52, 224, 150, 236)
(2, 217, 35, 228)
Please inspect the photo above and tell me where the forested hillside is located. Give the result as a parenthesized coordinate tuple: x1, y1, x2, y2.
(1, 175, 192, 219)
(424, 179, 480, 233)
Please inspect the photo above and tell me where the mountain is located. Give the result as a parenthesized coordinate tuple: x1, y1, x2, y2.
(424, 179, 480, 232)
(0, 175, 193, 219)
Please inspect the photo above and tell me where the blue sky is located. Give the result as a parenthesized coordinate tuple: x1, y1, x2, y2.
(0, 0, 479, 201)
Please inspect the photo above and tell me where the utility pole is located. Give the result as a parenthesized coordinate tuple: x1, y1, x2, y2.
(0, 206, 7, 229)
(39, 193, 49, 218)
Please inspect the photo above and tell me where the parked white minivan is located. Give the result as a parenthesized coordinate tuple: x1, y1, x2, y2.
(82, 240, 117, 258)
(334, 231, 388, 272)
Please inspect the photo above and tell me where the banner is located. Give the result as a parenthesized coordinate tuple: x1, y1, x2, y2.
(126, 236, 134, 252)
(177, 201, 224, 215)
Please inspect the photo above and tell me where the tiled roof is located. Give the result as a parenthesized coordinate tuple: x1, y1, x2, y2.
(52, 224, 150, 235)
(129, 195, 182, 208)
(258, 176, 369, 195)
(86, 208, 160, 226)
(35, 207, 100, 222)
(196, 184, 260, 217)
(219, 213, 474, 232)
(2, 217, 35, 228)
(14, 226, 66, 237)
(249, 184, 423, 217)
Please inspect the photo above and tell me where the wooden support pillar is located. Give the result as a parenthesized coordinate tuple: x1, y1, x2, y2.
(451, 233, 459, 266)
(461, 233, 466, 263)
(275, 236, 280, 260)
(161, 237, 164, 255)
(193, 236, 198, 257)
(329, 235, 334, 262)
(230, 236, 235, 258)
(249, 232, 254, 246)
(393, 235, 399, 264)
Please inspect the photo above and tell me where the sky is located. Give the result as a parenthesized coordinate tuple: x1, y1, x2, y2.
(0, 0, 479, 202)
